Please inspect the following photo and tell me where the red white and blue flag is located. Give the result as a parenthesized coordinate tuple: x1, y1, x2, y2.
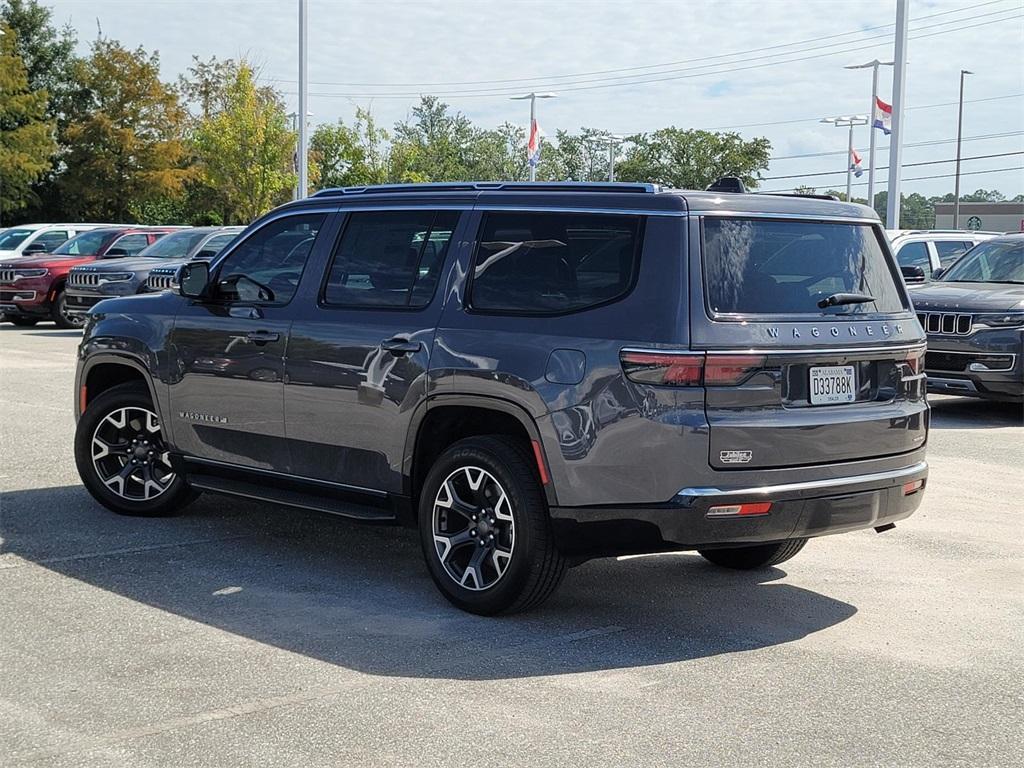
(527, 118, 542, 167)
(850, 147, 864, 177)
(873, 97, 892, 135)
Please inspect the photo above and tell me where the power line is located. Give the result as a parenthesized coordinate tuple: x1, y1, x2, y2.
(761, 165, 1024, 192)
(264, 0, 1012, 89)
(769, 130, 1024, 161)
(279, 11, 1021, 99)
(763, 151, 1024, 181)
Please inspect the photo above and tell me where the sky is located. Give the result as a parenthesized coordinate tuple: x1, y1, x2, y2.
(47, 0, 1024, 198)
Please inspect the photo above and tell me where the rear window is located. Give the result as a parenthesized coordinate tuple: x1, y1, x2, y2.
(703, 218, 906, 316)
(469, 212, 641, 314)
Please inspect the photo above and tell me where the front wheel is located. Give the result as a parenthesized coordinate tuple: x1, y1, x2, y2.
(418, 436, 566, 615)
(699, 539, 807, 570)
(74, 382, 198, 516)
(52, 290, 86, 329)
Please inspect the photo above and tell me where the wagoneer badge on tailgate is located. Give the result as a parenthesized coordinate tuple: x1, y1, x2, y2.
(720, 450, 753, 464)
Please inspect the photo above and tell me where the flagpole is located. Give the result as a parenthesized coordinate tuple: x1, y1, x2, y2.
(847, 121, 855, 202)
(511, 92, 557, 182)
(887, 0, 910, 229)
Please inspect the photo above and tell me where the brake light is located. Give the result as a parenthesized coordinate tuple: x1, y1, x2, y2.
(620, 351, 703, 386)
(706, 502, 772, 518)
(704, 354, 767, 386)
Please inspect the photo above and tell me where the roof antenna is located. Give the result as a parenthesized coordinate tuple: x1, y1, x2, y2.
(707, 176, 746, 194)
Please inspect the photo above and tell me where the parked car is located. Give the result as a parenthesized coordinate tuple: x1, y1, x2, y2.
(0, 223, 116, 260)
(888, 229, 1001, 283)
(73, 181, 928, 614)
(0, 227, 177, 328)
(909, 233, 1023, 401)
(65, 226, 243, 318)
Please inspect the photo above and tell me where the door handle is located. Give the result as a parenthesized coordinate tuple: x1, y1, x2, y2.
(380, 338, 421, 356)
(246, 330, 280, 344)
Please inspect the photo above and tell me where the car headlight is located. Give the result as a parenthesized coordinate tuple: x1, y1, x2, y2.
(13, 268, 48, 279)
(98, 272, 135, 284)
(973, 312, 1024, 328)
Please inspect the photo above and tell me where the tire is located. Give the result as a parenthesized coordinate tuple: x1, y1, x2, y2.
(74, 382, 198, 517)
(418, 435, 567, 615)
(52, 289, 86, 329)
(699, 539, 807, 570)
(8, 316, 39, 327)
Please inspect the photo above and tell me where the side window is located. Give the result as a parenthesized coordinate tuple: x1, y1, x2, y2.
(322, 210, 459, 308)
(202, 234, 238, 256)
(215, 214, 325, 304)
(934, 240, 972, 267)
(895, 241, 930, 270)
(34, 230, 70, 250)
(110, 234, 151, 256)
(469, 212, 641, 314)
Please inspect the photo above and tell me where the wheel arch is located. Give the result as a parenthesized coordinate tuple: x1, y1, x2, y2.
(79, 355, 161, 422)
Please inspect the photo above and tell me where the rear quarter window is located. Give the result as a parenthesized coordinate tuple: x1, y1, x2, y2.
(702, 217, 907, 317)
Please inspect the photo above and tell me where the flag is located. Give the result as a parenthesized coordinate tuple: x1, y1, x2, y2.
(527, 118, 542, 167)
(850, 147, 864, 178)
(873, 97, 892, 135)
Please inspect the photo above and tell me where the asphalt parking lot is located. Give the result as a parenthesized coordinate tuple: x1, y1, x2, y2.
(1, 323, 1022, 768)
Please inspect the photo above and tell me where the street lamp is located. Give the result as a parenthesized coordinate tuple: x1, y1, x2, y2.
(953, 69, 974, 228)
(510, 92, 557, 181)
(822, 115, 869, 202)
(594, 135, 626, 182)
(845, 60, 894, 210)
(288, 111, 313, 200)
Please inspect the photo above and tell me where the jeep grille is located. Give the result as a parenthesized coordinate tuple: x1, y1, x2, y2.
(916, 311, 972, 335)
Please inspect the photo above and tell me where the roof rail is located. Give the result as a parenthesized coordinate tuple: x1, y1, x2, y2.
(311, 181, 659, 198)
(760, 192, 841, 202)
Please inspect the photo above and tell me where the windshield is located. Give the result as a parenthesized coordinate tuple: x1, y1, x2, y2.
(703, 218, 906, 316)
(137, 230, 208, 259)
(0, 229, 34, 249)
(939, 240, 1024, 283)
(53, 230, 115, 256)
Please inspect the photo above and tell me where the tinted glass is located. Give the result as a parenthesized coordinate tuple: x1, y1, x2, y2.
(138, 230, 208, 259)
(216, 214, 325, 303)
(105, 234, 151, 257)
(469, 212, 640, 314)
(202, 233, 239, 255)
(703, 218, 906, 315)
(34, 230, 70, 250)
(934, 240, 972, 266)
(896, 241, 931, 270)
(0, 229, 34, 249)
(323, 210, 458, 308)
(940, 240, 1024, 283)
(53, 230, 116, 255)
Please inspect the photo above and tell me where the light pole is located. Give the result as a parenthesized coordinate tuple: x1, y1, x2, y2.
(596, 135, 626, 182)
(845, 59, 894, 211)
(297, 0, 309, 198)
(288, 111, 313, 200)
(953, 69, 973, 228)
(821, 115, 869, 201)
(887, 0, 910, 229)
(510, 92, 557, 181)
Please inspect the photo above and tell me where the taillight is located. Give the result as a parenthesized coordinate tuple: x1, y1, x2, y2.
(704, 354, 767, 386)
(904, 349, 924, 374)
(620, 351, 703, 386)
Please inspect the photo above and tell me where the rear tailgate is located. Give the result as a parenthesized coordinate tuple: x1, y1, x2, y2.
(691, 213, 928, 470)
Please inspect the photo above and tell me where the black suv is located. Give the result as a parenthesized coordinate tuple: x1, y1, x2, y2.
(73, 182, 929, 614)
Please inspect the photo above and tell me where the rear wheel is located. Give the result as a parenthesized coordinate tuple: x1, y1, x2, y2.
(699, 539, 807, 570)
(418, 436, 566, 615)
(52, 290, 86, 329)
(74, 382, 197, 516)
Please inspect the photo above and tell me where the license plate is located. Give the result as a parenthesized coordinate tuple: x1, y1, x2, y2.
(809, 365, 856, 405)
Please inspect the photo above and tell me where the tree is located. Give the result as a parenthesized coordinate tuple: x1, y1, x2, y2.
(615, 128, 771, 189)
(59, 38, 191, 221)
(872, 191, 936, 229)
(540, 128, 619, 182)
(310, 108, 390, 188)
(0, 22, 57, 218)
(192, 63, 295, 222)
(389, 96, 477, 182)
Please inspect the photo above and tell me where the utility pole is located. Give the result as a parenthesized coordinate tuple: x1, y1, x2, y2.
(953, 69, 973, 228)
(821, 115, 868, 201)
(845, 59, 893, 212)
(297, 0, 309, 198)
(511, 92, 557, 181)
(887, 0, 910, 229)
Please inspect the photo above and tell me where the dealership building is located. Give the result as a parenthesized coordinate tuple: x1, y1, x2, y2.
(933, 201, 1024, 233)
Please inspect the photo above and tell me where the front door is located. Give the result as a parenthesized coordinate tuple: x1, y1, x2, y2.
(285, 208, 465, 492)
(167, 213, 329, 471)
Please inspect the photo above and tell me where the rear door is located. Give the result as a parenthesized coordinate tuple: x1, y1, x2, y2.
(690, 214, 927, 470)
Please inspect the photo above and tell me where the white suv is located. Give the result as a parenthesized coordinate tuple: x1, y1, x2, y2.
(0, 224, 116, 259)
(887, 229, 1001, 282)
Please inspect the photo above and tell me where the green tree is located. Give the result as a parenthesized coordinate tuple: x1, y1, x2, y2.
(0, 22, 56, 218)
(615, 128, 771, 189)
(389, 96, 477, 182)
(310, 108, 390, 188)
(192, 63, 295, 222)
(540, 128, 619, 182)
(873, 191, 936, 229)
(59, 38, 191, 221)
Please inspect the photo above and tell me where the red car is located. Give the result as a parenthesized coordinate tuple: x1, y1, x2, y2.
(0, 227, 178, 328)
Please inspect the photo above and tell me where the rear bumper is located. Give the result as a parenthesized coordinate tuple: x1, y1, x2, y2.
(550, 460, 928, 558)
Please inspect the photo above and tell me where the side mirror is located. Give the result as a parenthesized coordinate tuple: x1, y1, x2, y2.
(193, 249, 217, 261)
(900, 265, 926, 283)
(104, 247, 129, 258)
(931, 267, 946, 280)
(22, 242, 48, 254)
(178, 260, 210, 298)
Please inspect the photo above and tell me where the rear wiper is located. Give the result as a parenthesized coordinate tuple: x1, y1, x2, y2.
(818, 292, 876, 309)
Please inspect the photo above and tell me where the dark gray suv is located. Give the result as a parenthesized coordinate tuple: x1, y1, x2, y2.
(72, 182, 929, 614)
